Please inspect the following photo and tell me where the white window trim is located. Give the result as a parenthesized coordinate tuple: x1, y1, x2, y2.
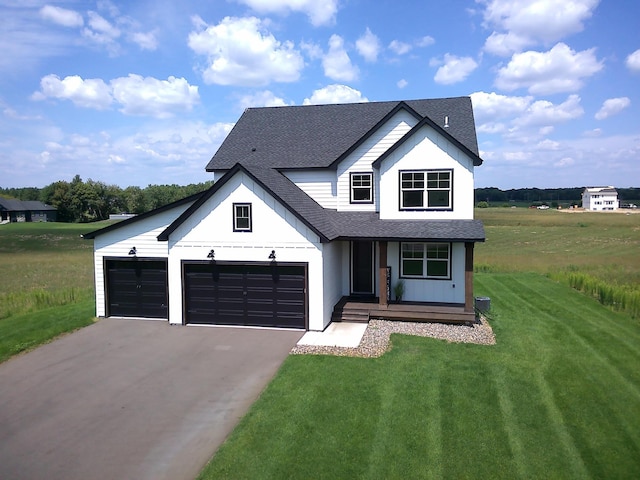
(233, 203, 252, 232)
(350, 172, 374, 204)
(400, 242, 451, 279)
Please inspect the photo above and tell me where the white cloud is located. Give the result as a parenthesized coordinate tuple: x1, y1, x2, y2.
(513, 94, 584, 128)
(32, 74, 200, 118)
(595, 97, 631, 120)
(480, 0, 600, 56)
(389, 40, 412, 55)
(110, 75, 200, 118)
(417, 36, 435, 47)
(300, 40, 323, 60)
(583, 128, 602, 137)
(322, 34, 359, 82)
(483, 31, 530, 57)
(626, 49, 640, 72)
(40, 5, 84, 28)
(82, 11, 121, 53)
(356, 28, 381, 63)
(188, 16, 304, 87)
(237, 91, 290, 110)
(131, 31, 158, 50)
(397, 79, 408, 89)
(32, 74, 113, 109)
(495, 43, 603, 94)
(303, 85, 368, 105)
(235, 0, 339, 26)
(433, 54, 478, 85)
(537, 139, 560, 150)
(470, 91, 533, 121)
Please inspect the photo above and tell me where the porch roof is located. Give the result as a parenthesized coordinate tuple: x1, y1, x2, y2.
(327, 212, 485, 242)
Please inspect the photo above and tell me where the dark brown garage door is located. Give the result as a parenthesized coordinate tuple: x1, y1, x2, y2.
(183, 263, 306, 329)
(106, 259, 168, 319)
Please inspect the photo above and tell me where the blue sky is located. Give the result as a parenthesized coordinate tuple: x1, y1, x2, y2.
(1, 0, 638, 189)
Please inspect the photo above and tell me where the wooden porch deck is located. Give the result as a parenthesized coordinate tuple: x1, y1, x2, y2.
(331, 297, 475, 325)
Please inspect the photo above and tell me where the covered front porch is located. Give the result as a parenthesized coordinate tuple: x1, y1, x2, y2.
(340, 239, 477, 324)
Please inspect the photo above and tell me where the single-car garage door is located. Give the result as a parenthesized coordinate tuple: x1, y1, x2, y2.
(183, 263, 306, 329)
(106, 259, 168, 319)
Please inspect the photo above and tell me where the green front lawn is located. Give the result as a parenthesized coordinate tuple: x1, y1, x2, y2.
(199, 273, 640, 479)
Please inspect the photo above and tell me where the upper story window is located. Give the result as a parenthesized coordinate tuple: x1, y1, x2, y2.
(400, 242, 451, 279)
(400, 170, 452, 210)
(350, 172, 373, 204)
(233, 203, 252, 232)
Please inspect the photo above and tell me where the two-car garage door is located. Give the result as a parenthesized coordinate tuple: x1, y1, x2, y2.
(106, 259, 306, 328)
(183, 263, 307, 329)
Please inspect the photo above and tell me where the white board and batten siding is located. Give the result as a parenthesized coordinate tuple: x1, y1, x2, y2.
(378, 124, 475, 220)
(166, 172, 329, 330)
(92, 203, 195, 317)
(336, 110, 417, 212)
(387, 242, 466, 304)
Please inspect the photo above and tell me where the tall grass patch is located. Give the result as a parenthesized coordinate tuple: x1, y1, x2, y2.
(0, 222, 99, 362)
(0, 223, 95, 319)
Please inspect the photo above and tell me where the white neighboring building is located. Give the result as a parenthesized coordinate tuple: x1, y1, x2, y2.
(582, 187, 619, 211)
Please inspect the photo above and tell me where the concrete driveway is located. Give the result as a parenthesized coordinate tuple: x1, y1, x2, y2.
(0, 318, 303, 480)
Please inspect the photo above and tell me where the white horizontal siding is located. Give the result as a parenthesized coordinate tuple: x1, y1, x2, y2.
(379, 124, 475, 220)
(283, 170, 337, 209)
(337, 110, 417, 212)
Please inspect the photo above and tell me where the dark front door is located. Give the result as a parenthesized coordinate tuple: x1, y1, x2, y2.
(352, 241, 374, 295)
(106, 259, 168, 318)
(183, 263, 307, 329)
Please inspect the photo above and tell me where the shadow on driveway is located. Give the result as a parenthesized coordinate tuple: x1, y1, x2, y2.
(0, 318, 303, 480)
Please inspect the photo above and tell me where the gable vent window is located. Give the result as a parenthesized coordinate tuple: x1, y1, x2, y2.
(350, 172, 373, 204)
(400, 170, 452, 210)
(233, 203, 252, 232)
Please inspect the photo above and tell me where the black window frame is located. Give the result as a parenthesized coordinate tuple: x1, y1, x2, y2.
(399, 169, 453, 211)
(399, 242, 451, 280)
(233, 203, 252, 232)
(350, 172, 374, 204)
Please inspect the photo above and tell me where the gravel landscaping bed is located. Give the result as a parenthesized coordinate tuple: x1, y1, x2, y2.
(291, 316, 496, 358)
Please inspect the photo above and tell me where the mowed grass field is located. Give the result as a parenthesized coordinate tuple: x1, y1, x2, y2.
(2, 210, 640, 478)
(199, 208, 640, 479)
(475, 207, 640, 284)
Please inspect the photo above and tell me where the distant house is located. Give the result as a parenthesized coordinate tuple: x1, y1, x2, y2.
(0, 198, 57, 223)
(582, 187, 619, 211)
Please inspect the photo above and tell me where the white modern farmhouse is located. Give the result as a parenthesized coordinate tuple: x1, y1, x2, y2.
(582, 186, 619, 211)
(84, 98, 485, 331)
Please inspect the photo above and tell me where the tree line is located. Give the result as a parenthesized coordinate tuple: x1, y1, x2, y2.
(3, 179, 639, 223)
(0, 175, 213, 223)
(475, 187, 640, 206)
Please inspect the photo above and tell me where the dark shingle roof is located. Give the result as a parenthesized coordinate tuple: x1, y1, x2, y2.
(206, 97, 481, 171)
(328, 212, 485, 242)
(0, 198, 56, 211)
